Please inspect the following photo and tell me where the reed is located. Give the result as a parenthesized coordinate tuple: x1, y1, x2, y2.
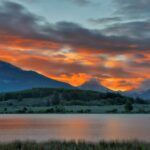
(0, 140, 149, 150)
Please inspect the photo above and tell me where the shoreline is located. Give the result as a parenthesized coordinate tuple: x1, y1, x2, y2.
(0, 111, 150, 114)
(0, 104, 150, 114)
(0, 112, 150, 114)
(0, 140, 149, 150)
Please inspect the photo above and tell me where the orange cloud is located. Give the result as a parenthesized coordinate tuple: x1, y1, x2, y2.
(49, 73, 91, 86)
(101, 77, 143, 91)
(0, 1, 150, 92)
(0, 44, 149, 91)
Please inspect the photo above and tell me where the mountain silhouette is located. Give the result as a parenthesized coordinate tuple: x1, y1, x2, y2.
(0, 60, 73, 92)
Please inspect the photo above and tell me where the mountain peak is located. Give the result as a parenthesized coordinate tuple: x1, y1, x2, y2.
(81, 78, 102, 87)
(79, 78, 111, 92)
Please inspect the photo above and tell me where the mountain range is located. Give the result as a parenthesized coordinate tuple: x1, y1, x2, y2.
(0, 60, 73, 92)
(124, 90, 150, 100)
(0, 60, 150, 100)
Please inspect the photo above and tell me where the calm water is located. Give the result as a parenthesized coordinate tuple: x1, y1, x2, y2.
(0, 114, 149, 142)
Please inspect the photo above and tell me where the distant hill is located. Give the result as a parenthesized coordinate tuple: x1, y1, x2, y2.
(123, 79, 150, 100)
(79, 78, 112, 93)
(124, 89, 150, 100)
(0, 88, 146, 106)
(0, 60, 73, 92)
(138, 89, 150, 100)
(0, 88, 148, 113)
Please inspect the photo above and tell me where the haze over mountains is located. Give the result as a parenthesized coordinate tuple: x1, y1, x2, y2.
(79, 78, 150, 100)
(124, 89, 150, 100)
(0, 60, 150, 100)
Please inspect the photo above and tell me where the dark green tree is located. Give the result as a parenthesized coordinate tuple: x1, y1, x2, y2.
(17, 95, 23, 102)
(4, 108, 7, 112)
(125, 101, 133, 112)
(52, 92, 60, 105)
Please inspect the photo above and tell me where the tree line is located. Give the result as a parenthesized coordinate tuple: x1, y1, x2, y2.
(0, 88, 147, 106)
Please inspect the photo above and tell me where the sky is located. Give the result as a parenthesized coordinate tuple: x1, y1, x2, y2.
(0, 0, 150, 91)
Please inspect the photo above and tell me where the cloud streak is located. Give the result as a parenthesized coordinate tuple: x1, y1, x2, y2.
(88, 17, 122, 25)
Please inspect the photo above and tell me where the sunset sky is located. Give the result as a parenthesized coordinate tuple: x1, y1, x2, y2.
(0, 0, 150, 91)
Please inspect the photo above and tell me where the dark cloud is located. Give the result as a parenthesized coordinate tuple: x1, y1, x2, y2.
(114, 0, 150, 18)
(65, 0, 91, 6)
(0, 1, 150, 55)
(133, 54, 146, 59)
(102, 20, 150, 39)
(0, 1, 45, 39)
(129, 60, 150, 69)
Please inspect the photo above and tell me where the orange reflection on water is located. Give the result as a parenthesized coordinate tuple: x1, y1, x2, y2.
(55, 117, 90, 141)
(0, 115, 149, 142)
(104, 118, 126, 140)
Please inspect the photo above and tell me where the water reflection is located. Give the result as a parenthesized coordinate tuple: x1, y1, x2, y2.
(0, 114, 149, 142)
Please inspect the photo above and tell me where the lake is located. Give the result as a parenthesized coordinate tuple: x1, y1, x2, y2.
(0, 114, 149, 142)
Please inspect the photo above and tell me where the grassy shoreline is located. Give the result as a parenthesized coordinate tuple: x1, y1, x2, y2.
(0, 140, 149, 150)
(0, 105, 150, 114)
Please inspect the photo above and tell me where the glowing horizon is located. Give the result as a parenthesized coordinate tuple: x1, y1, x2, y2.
(0, 0, 150, 91)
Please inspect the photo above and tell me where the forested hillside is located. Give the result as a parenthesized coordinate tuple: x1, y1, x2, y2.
(0, 88, 147, 106)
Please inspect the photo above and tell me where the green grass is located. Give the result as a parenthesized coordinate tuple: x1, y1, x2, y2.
(0, 140, 149, 150)
(0, 88, 149, 114)
(0, 104, 150, 114)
